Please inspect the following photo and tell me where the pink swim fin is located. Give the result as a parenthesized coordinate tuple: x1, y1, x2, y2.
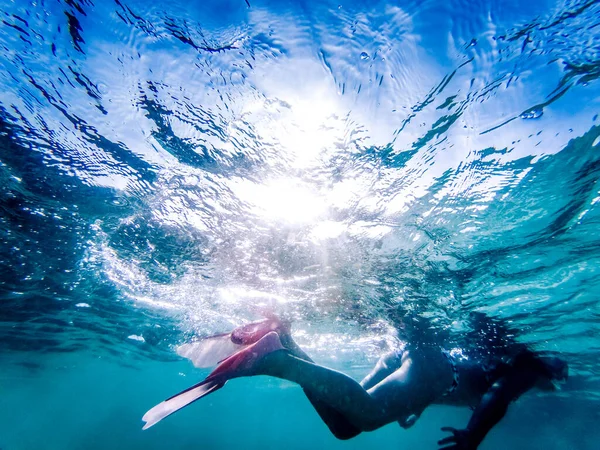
(204, 331, 286, 383)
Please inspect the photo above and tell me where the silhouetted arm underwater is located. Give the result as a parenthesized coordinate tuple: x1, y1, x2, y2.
(439, 369, 538, 449)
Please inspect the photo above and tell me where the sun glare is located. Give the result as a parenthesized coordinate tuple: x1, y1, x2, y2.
(232, 177, 328, 224)
(230, 75, 359, 225)
(282, 97, 343, 169)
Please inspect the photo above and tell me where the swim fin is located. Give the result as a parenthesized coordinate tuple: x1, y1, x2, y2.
(143, 332, 286, 430)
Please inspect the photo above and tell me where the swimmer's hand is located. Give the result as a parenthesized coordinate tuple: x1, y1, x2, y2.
(438, 427, 477, 450)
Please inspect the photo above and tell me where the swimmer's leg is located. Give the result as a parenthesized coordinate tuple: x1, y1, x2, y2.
(302, 389, 361, 439)
(360, 350, 405, 390)
(358, 349, 428, 429)
(277, 330, 362, 439)
(255, 349, 430, 431)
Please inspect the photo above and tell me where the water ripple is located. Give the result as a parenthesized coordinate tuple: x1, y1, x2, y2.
(0, 0, 599, 385)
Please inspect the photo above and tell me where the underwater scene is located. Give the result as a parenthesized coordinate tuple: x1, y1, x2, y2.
(1, 0, 600, 448)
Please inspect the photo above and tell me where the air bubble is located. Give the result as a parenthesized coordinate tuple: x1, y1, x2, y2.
(360, 52, 370, 60)
(520, 108, 543, 120)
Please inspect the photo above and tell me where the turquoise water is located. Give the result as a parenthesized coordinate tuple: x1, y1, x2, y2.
(1, 0, 600, 448)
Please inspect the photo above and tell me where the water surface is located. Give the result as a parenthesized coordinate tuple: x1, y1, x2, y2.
(1, 0, 599, 448)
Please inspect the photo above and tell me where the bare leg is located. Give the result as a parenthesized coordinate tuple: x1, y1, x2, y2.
(360, 349, 404, 390)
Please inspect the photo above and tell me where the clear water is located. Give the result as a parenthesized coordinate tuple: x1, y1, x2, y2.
(1, 0, 599, 448)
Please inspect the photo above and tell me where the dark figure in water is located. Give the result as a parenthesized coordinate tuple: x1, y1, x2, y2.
(143, 316, 568, 450)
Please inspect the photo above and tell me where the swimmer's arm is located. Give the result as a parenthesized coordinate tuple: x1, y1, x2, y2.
(439, 372, 537, 449)
(465, 376, 533, 445)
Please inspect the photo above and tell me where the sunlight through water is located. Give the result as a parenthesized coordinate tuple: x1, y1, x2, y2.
(1, 0, 600, 448)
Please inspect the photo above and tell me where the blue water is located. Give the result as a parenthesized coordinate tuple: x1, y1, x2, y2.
(1, 0, 600, 448)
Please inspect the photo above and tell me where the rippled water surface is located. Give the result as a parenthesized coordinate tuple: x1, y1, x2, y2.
(1, 0, 600, 449)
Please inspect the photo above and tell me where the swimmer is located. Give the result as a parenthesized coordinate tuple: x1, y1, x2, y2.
(142, 316, 568, 449)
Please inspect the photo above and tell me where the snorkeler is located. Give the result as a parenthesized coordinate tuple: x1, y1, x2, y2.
(142, 316, 568, 449)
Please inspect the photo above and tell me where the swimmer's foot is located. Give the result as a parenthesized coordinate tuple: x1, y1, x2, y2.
(177, 316, 291, 369)
(206, 331, 287, 382)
